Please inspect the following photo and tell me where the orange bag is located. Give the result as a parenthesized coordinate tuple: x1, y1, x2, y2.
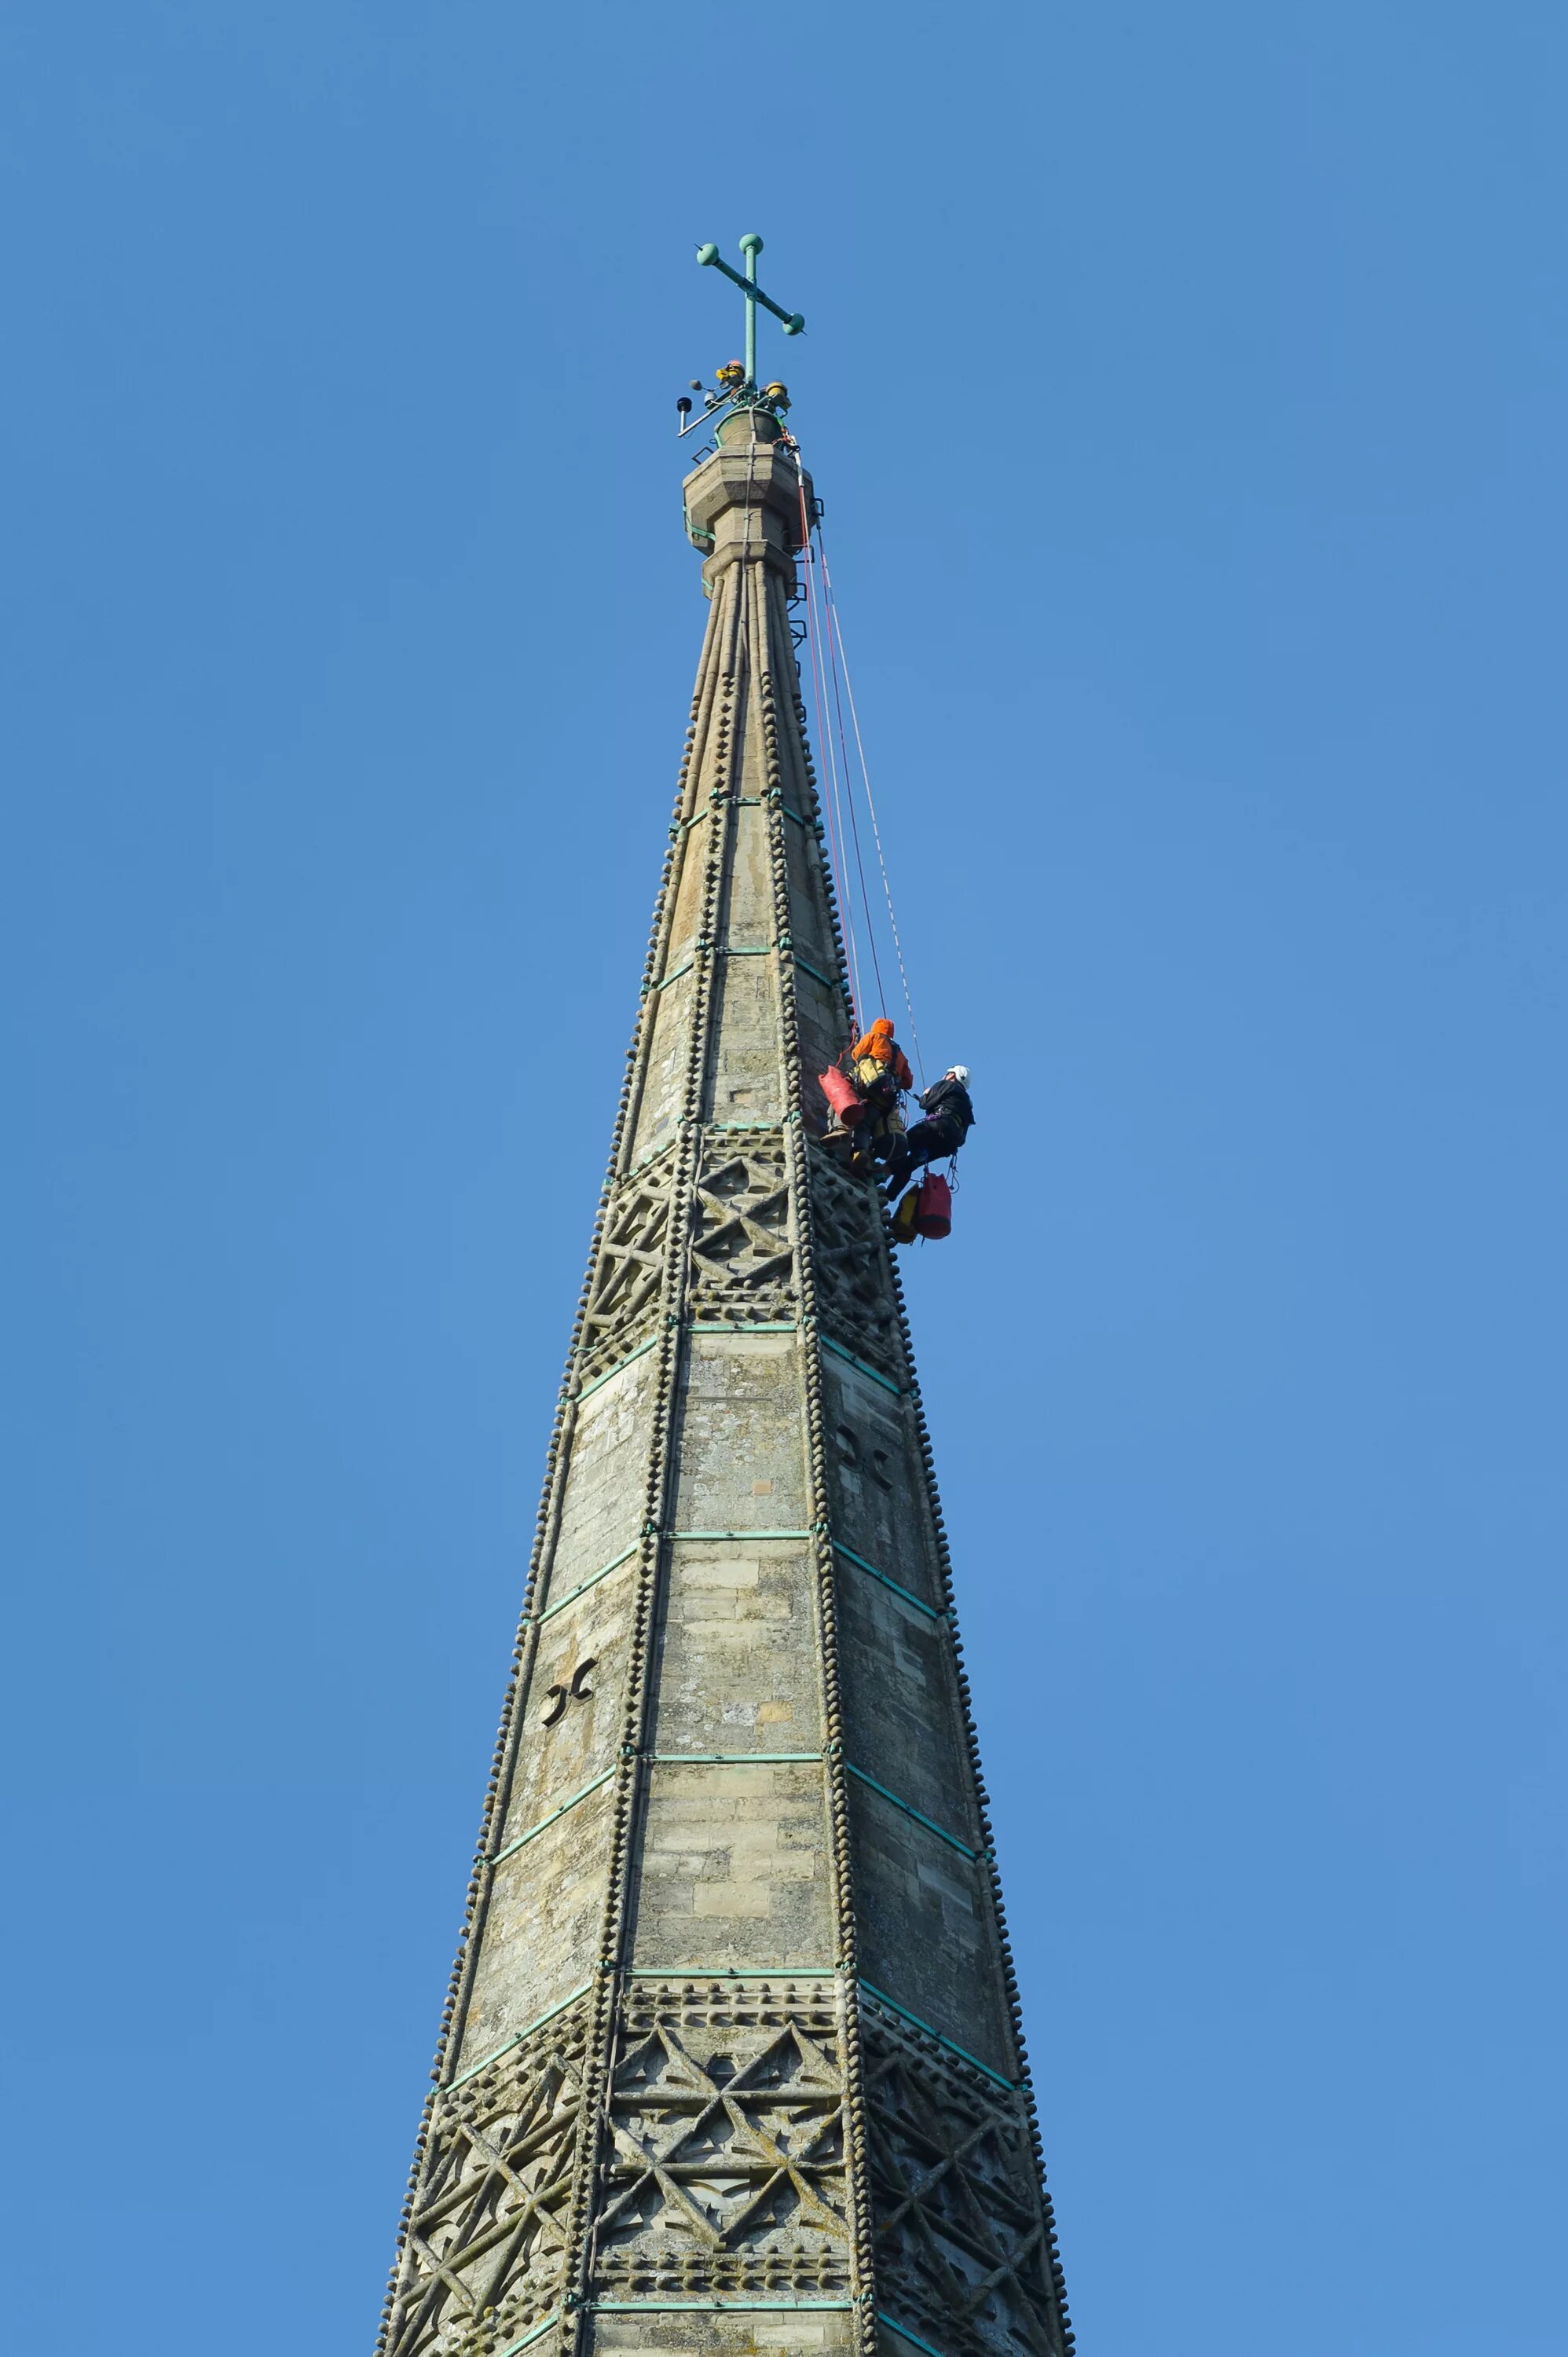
(818, 1068, 864, 1126)
(914, 1173, 952, 1240)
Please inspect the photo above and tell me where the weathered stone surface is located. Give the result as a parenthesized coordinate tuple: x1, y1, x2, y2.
(456, 1794, 614, 2073)
(379, 429, 1072, 2357)
(630, 1761, 832, 1966)
(672, 1336, 810, 1530)
(654, 1543, 822, 1757)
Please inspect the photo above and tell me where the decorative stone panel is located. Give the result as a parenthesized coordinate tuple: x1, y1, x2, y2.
(387, 1994, 592, 2357)
(689, 1137, 795, 1324)
(863, 2000, 1061, 2357)
(579, 1148, 677, 1385)
(591, 1979, 850, 2301)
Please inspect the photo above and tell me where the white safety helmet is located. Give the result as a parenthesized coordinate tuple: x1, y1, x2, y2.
(947, 1065, 970, 1086)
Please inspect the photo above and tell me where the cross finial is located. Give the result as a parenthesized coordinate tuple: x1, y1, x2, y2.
(695, 233, 804, 392)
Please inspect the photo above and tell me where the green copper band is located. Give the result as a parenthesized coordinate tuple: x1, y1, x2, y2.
(819, 1332, 903, 1395)
(832, 1540, 946, 1620)
(845, 1761, 978, 1859)
(625, 1965, 834, 1978)
(687, 1321, 798, 1333)
(445, 1985, 592, 2092)
(878, 2315, 952, 2357)
(591, 2302, 850, 2315)
(576, 1334, 658, 1399)
(490, 1769, 615, 1867)
(496, 2315, 561, 2355)
(536, 1543, 639, 1623)
(672, 1527, 813, 1541)
(793, 953, 840, 988)
(650, 1752, 822, 1765)
(859, 1981, 1019, 2091)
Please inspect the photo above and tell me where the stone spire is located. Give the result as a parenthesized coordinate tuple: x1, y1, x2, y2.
(377, 402, 1075, 2357)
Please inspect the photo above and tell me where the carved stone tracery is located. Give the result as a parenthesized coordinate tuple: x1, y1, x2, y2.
(863, 2003, 1062, 2357)
(688, 1138, 795, 1322)
(591, 1981, 850, 2300)
(387, 1998, 590, 2357)
(578, 1149, 676, 1385)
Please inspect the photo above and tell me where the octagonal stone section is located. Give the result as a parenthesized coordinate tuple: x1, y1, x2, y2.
(540, 1346, 660, 1615)
(818, 1358, 942, 1614)
(672, 1332, 811, 1532)
(683, 444, 813, 588)
(833, 1562, 974, 1839)
(628, 1758, 833, 1971)
(498, 1569, 636, 1859)
(847, 1787, 1013, 2084)
(455, 1780, 617, 2077)
(650, 1541, 823, 1761)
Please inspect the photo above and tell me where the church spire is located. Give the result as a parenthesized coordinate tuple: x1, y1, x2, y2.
(376, 245, 1074, 2357)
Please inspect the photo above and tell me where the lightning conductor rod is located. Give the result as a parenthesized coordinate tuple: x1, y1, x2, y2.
(695, 234, 805, 384)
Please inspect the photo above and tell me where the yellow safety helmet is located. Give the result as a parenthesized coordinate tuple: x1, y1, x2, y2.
(763, 382, 790, 409)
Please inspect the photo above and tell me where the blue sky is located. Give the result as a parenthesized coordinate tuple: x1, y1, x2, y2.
(4, 5, 1565, 2352)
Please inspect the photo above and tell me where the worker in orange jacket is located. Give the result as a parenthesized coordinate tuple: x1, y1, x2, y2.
(850, 1017, 914, 1095)
(842, 1016, 913, 1171)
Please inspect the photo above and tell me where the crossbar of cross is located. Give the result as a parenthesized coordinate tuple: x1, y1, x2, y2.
(695, 233, 804, 388)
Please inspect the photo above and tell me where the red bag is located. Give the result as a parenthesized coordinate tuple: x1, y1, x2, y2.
(818, 1067, 864, 1127)
(914, 1172, 952, 1239)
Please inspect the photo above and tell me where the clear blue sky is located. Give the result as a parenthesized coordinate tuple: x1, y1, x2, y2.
(5, 6, 1565, 2352)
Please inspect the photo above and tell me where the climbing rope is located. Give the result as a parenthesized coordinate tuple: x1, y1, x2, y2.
(789, 441, 925, 1083)
(795, 468, 863, 1029)
(813, 515, 925, 1087)
(822, 556, 888, 1025)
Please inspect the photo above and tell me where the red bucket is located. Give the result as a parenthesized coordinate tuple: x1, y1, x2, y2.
(914, 1172, 952, 1239)
(818, 1067, 864, 1127)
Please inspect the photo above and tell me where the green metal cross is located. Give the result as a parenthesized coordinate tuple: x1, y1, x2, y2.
(695, 233, 805, 387)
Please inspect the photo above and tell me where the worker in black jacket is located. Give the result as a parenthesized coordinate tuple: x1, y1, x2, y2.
(885, 1066, 974, 1190)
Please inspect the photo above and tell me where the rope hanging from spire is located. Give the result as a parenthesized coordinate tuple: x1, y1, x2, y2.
(793, 449, 925, 1083)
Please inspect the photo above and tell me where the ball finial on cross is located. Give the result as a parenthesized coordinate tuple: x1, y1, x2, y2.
(695, 233, 804, 391)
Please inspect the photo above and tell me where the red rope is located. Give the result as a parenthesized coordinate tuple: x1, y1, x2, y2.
(819, 559, 888, 1020)
(795, 472, 861, 1030)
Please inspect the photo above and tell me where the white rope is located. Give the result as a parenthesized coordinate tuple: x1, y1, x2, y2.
(814, 522, 926, 1087)
(796, 483, 863, 1024)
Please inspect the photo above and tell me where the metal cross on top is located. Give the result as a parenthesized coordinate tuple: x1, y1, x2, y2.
(695, 233, 804, 389)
